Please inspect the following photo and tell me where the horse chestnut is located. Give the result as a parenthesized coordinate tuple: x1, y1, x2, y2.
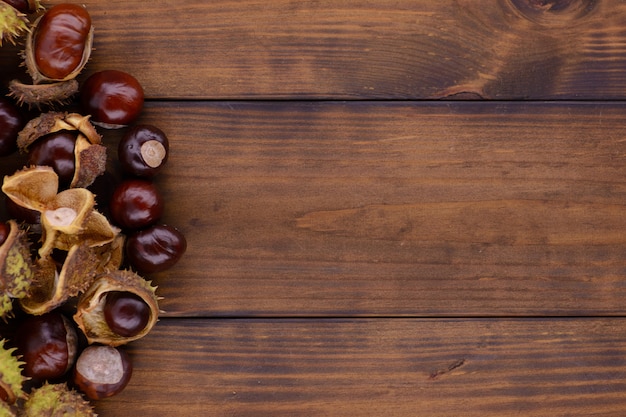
(126, 224, 187, 274)
(32, 3, 92, 80)
(104, 291, 151, 337)
(0, 97, 23, 157)
(109, 179, 163, 230)
(80, 70, 144, 128)
(15, 311, 78, 381)
(118, 125, 169, 177)
(27, 131, 77, 187)
(2, 0, 39, 14)
(5, 196, 40, 225)
(0, 222, 9, 246)
(73, 345, 132, 400)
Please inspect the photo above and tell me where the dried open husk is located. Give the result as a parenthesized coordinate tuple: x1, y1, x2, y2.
(74, 270, 159, 346)
(18, 234, 122, 316)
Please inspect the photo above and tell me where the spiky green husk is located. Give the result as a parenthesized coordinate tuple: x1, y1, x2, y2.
(0, 296, 12, 321)
(0, 3, 29, 46)
(0, 221, 36, 321)
(0, 339, 26, 406)
(21, 383, 97, 417)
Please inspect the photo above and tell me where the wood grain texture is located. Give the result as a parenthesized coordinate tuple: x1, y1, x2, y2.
(95, 318, 626, 417)
(3, 1, 626, 415)
(3, 0, 626, 99)
(71, 101, 626, 317)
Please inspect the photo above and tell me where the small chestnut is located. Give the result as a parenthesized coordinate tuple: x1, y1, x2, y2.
(5, 196, 40, 225)
(118, 124, 169, 177)
(0, 222, 9, 246)
(0, 97, 23, 157)
(80, 70, 144, 128)
(15, 311, 78, 381)
(32, 3, 92, 80)
(126, 224, 187, 274)
(104, 291, 151, 337)
(109, 179, 164, 230)
(73, 345, 132, 400)
(27, 131, 77, 187)
(3, 0, 32, 13)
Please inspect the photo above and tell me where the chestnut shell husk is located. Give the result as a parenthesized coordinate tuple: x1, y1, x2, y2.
(21, 382, 96, 417)
(8, 79, 79, 109)
(2, 166, 122, 315)
(73, 270, 159, 346)
(0, 338, 27, 406)
(0, 220, 35, 320)
(0, 0, 42, 46)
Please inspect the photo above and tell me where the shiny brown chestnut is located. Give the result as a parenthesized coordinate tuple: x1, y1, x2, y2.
(126, 224, 187, 274)
(118, 125, 169, 177)
(80, 70, 144, 128)
(109, 179, 163, 231)
(15, 311, 78, 381)
(103, 291, 151, 338)
(27, 131, 78, 187)
(5, 196, 40, 225)
(0, 97, 23, 157)
(0, 222, 9, 246)
(32, 3, 92, 80)
(73, 345, 132, 400)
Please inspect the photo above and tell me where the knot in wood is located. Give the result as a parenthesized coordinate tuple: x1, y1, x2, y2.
(508, 0, 597, 26)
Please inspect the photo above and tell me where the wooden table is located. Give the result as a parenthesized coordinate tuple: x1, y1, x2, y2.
(3, 0, 626, 415)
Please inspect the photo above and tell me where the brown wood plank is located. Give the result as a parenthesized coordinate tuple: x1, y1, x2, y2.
(4, 0, 626, 99)
(95, 317, 626, 416)
(40, 100, 625, 317)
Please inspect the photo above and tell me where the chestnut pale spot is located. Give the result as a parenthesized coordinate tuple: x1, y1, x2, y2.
(73, 344, 133, 399)
(140, 140, 167, 168)
(44, 207, 77, 227)
(77, 346, 124, 384)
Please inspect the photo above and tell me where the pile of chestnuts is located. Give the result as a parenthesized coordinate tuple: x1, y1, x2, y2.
(0, 2, 186, 416)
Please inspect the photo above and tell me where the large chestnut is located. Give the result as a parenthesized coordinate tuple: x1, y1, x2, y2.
(109, 179, 163, 230)
(118, 124, 169, 177)
(0, 97, 23, 157)
(15, 311, 78, 381)
(80, 70, 144, 128)
(32, 3, 92, 80)
(27, 131, 77, 187)
(73, 345, 132, 400)
(126, 224, 187, 273)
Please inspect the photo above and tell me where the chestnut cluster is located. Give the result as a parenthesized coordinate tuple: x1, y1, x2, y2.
(0, 2, 186, 415)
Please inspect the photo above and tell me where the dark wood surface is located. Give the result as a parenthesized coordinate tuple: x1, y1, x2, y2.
(3, 0, 626, 415)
